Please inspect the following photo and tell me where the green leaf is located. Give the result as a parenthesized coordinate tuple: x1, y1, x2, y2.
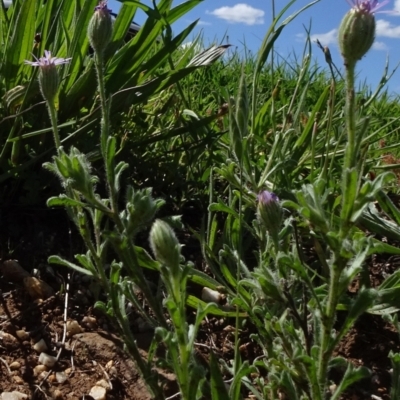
(3, 0, 36, 88)
(48, 255, 94, 276)
(47, 195, 86, 208)
(331, 363, 370, 400)
(210, 352, 230, 400)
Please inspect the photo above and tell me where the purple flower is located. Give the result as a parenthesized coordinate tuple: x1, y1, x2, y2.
(24, 50, 71, 68)
(257, 191, 279, 205)
(94, 1, 112, 14)
(346, 0, 389, 13)
(257, 191, 283, 248)
(24, 50, 71, 103)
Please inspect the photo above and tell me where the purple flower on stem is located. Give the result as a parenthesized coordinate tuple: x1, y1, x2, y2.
(257, 191, 283, 248)
(24, 50, 71, 68)
(88, 1, 113, 54)
(25, 50, 71, 104)
(346, 0, 389, 13)
(257, 191, 280, 205)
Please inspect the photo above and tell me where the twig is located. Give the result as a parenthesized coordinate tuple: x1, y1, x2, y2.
(70, 339, 78, 372)
(96, 360, 113, 391)
(36, 273, 70, 391)
(0, 357, 12, 375)
(165, 392, 181, 400)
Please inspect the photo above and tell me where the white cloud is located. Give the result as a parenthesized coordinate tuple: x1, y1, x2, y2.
(310, 29, 338, 46)
(394, 0, 400, 13)
(376, 19, 400, 38)
(207, 4, 264, 25)
(197, 20, 211, 26)
(372, 41, 388, 51)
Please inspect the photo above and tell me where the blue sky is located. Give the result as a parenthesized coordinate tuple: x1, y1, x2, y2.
(110, 0, 400, 94)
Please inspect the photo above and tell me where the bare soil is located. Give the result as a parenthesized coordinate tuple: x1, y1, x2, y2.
(1, 206, 400, 400)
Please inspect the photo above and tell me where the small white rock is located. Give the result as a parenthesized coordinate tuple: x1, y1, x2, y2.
(1, 392, 28, 400)
(38, 352, 57, 368)
(56, 371, 67, 384)
(95, 379, 110, 390)
(201, 287, 223, 303)
(88, 386, 107, 400)
(33, 339, 48, 353)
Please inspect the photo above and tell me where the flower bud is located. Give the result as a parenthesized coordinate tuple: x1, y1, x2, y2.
(88, 1, 113, 54)
(149, 220, 181, 273)
(257, 191, 283, 243)
(338, 2, 376, 64)
(38, 64, 59, 103)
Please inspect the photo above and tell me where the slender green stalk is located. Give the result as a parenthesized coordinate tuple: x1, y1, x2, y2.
(94, 53, 110, 157)
(46, 100, 62, 152)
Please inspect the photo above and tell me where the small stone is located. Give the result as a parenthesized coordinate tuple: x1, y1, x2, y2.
(12, 375, 24, 384)
(88, 386, 107, 400)
(53, 389, 63, 399)
(47, 373, 57, 383)
(95, 379, 110, 390)
(108, 366, 117, 377)
(38, 353, 57, 368)
(33, 339, 48, 353)
(15, 330, 29, 341)
(56, 371, 67, 384)
(1, 392, 28, 400)
(81, 316, 97, 330)
(66, 321, 83, 337)
(9, 361, 21, 370)
(38, 371, 48, 380)
(201, 287, 223, 303)
(105, 360, 113, 370)
(23, 277, 54, 300)
(64, 367, 73, 376)
(33, 365, 48, 376)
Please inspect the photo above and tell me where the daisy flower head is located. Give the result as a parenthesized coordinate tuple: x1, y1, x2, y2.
(25, 50, 71, 68)
(25, 51, 71, 103)
(346, 0, 389, 14)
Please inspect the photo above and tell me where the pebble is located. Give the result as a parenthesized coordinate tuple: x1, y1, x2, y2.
(15, 330, 29, 341)
(81, 316, 97, 330)
(201, 287, 223, 303)
(56, 371, 68, 383)
(9, 361, 21, 370)
(0, 392, 28, 400)
(33, 364, 48, 376)
(95, 379, 110, 390)
(23, 277, 54, 300)
(12, 376, 24, 384)
(38, 353, 57, 368)
(53, 389, 63, 399)
(33, 339, 48, 353)
(88, 386, 107, 400)
(66, 321, 83, 337)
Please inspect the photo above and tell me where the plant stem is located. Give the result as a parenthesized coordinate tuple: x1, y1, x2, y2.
(317, 60, 358, 397)
(47, 101, 61, 152)
(94, 53, 110, 157)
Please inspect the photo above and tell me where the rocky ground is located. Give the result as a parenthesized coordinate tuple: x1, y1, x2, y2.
(1, 207, 400, 399)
